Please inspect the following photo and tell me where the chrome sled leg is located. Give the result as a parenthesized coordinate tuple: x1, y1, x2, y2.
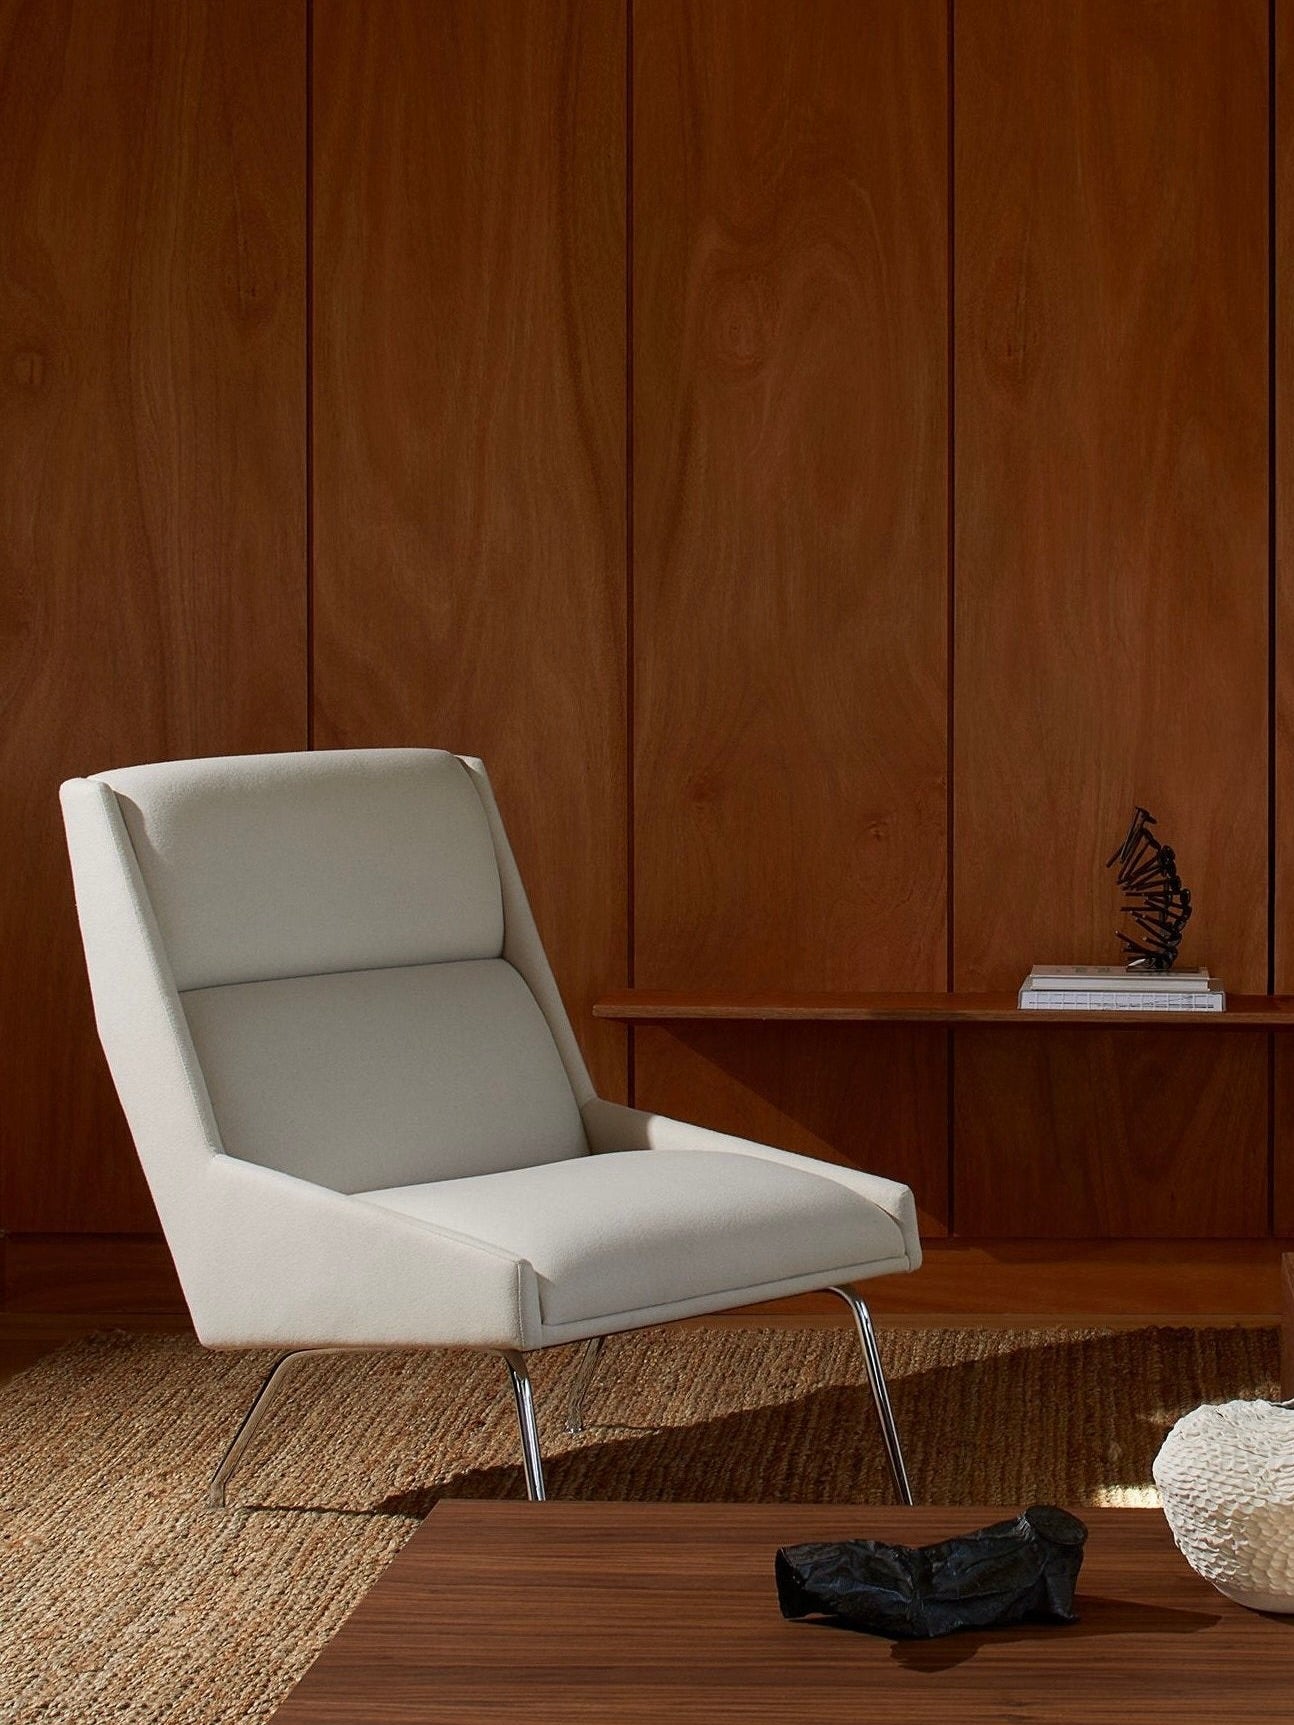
(829, 1285, 914, 1504)
(564, 1335, 606, 1436)
(501, 1350, 547, 1501)
(207, 1348, 342, 1510)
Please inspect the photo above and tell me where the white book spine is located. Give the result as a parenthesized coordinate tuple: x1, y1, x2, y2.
(1018, 988, 1224, 1012)
(1027, 977, 1207, 993)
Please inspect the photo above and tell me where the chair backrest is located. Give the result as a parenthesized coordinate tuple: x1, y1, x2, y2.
(61, 750, 594, 1199)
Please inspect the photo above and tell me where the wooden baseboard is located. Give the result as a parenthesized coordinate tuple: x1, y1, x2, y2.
(733, 1240, 1289, 1322)
(1, 1233, 184, 1313)
(1, 1233, 1285, 1323)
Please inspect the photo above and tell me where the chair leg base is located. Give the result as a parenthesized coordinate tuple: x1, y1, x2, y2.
(828, 1285, 915, 1504)
(206, 1348, 342, 1510)
(210, 1345, 552, 1510)
(205, 1304, 907, 1512)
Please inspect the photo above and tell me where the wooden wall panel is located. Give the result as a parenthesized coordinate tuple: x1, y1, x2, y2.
(1277, 0, 1294, 1235)
(634, 1024, 949, 1235)
(312, 0, 627, 1102)
(0, 0, 306, 1233)
(631, 0, 947, 1206)
(2, 1235, 184, 1314)
(954, 1028, 1269, 1239)
(955, 0, 1267, 988)
(0, 0, 1282, 1305)
(953, 0, 1269, 1236)
(1275, 1040, 1294, 1236)
(1280, 7, 1294, 991)
(633, 0, 947, 996)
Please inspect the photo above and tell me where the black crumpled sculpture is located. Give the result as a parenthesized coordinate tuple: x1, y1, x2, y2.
(775, 1504, 1087, 1639)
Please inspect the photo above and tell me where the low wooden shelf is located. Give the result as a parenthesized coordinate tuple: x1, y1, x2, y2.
(593, 990, 1294, 1027)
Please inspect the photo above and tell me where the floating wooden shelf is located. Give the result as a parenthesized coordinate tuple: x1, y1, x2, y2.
(593, 990, 1294, 1027)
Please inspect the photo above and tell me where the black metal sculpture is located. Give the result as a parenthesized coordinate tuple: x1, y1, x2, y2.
(1106, 806, 1192, 971)
(774, 1504, 1088, 1640)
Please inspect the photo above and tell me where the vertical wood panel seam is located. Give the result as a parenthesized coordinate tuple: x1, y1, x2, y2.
(305, 0, 315, 752)
(946, 0, 957, 1233)
(626, 0, 636, 1106)
(1271, 0, 1278, 999)
(1269, 0, 1278, 1231)
(946, 0, 956, 998)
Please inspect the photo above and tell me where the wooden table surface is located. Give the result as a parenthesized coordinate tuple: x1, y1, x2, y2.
(270, 1502, 1294, 1722)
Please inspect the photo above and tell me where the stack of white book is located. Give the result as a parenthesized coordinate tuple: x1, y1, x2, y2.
(1018, 965, 1225, 1012)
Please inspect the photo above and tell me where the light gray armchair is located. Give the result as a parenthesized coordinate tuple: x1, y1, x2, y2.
(60, 749, 920, 1506)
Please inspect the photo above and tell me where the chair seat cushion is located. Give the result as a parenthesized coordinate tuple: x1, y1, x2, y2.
(358, 1150, 906, 1326)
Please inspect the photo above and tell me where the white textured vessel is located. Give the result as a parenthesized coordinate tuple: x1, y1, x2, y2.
(1153, 1400, 1294, 1612)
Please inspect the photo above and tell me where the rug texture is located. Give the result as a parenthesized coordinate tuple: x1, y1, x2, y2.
(0, 1323, 1277, 1723)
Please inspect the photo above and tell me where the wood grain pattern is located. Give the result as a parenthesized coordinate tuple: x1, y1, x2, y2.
(856, 1240, 1287, 1322)
(271, 1502, 1294, 1724)
(3, 1236, 1283, 1322)
(633, 0, 947, 994)
(0, 2, 1282, 1272)
(1, 1234, 183, 1313)
(1282, 1254, 1294, 1396)
(1273, 1039, 1294, 1236)
(1274, 2, 1294, 1233)
(629, 1, 946, 1219)
(954, 0, 1267, 990)
(953, 1028, 1269, 1239)
(597, 990, 1294, 1025)
(311, 0, 627, 1102)
(0, 0, 306, 1233)
(1279, 0, 1294, 991)
(633, 1023, 948, 1233)
(952, 2, 1269, 1240)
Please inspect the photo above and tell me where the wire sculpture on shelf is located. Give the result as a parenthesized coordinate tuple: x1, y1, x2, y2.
(1105, 806, 1192, 972)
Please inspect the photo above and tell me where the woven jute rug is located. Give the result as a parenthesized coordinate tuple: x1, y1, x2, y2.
(0, 1323, 1277, 1723)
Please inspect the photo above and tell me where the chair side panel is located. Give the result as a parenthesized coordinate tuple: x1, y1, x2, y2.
(58, 779, 226, 1266)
